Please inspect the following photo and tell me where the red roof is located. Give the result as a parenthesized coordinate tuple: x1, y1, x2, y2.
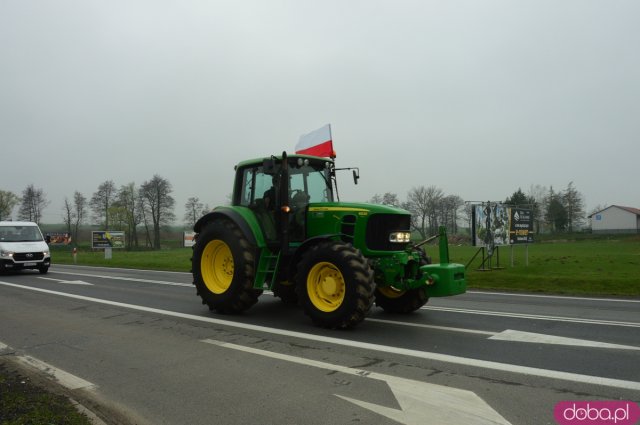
(617, 206, 640, 216)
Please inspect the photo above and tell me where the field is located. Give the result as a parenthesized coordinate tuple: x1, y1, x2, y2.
(50, 237, 640, 297)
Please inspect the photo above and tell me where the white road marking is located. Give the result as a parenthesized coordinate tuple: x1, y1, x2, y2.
(203, 339, 511, 425)
(52, 267, 640, 305)
(467, 290, 640, 303)
(368, 318, 640, 350)
(51, 271, 192, 287)
(2, 280, 640, 391)
(489, 330, 640, 350)
(366, 318, 496, 335)
(38, 277, 93, 285)
(55, 267, 640, 333)
(423, 305, 640, 328)
(53, 264, 190, 275)
(8, 350, 95, 390)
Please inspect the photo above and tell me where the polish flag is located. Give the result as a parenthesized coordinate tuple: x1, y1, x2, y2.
(295, 124, 335, 158)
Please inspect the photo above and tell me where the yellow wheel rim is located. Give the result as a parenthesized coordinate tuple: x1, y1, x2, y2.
(378, 286, 406, 299)
(307, 262, 346, 312)
(201, 240, 234, 294)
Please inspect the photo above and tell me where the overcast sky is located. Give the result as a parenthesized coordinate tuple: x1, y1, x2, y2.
(2, 0, 638, 225)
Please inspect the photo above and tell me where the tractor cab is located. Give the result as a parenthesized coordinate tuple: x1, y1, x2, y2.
(233, 154, 334, 245)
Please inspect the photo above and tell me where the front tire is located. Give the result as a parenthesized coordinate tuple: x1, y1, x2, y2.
(38, 265, 49, 274)
(374, 286, 428, 313)
(375, 252, 430, 313)
(192, 219, 259, 314)
(296, 241, 374, 329)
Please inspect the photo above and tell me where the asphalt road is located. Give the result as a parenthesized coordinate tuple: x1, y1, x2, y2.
(1, 264, 639, 425)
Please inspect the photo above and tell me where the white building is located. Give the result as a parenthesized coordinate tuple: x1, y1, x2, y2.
(589, 205, 640, 234)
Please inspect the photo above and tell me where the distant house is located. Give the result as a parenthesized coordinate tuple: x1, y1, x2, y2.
(588, 205, 640, 234)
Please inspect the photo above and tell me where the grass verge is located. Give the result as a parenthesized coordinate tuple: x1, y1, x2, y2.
(0, 361, 92, 425)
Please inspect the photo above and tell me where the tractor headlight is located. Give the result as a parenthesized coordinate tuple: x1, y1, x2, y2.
(389, 232, 411, 243)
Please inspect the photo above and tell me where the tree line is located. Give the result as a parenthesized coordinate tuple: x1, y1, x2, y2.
(370, 181, 588, 238)
(1, 177, 210, 250)
(1, 179, 591, 249)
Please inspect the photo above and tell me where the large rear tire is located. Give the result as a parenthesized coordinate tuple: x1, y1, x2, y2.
(296, 241, 374, 329)
(192, 219, 259, 314)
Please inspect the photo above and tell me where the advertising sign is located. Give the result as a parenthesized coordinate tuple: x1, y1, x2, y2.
(473, 203, 534, 252)
(91, 231, 125, 249)
(509, 208, 534, 244)
(45, 232, 72, 245)
(473, 204, 510, 251)
(183, 232, 196, 248)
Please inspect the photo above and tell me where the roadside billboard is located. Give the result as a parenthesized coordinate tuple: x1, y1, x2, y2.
(472, 204, 510, 249)
(472, 203, 534, 250)
(509, 208, 534, 244)
(45, 232, 72, 245)
(91, 231, 125, 249)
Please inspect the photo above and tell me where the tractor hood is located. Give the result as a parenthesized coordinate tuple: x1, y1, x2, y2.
(307, 202, 410, 217)
(305, 202, 412, 253)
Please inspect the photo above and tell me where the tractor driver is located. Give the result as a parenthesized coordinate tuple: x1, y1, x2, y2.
(262, 175, 277, 211)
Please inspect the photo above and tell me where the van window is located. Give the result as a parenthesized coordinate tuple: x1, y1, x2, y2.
(0, 225, 44, 242)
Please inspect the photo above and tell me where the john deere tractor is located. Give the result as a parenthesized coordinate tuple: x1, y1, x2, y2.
(192, 152, 465, 329)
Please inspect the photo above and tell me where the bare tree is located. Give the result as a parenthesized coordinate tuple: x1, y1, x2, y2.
(18, 184, 49, 224)
(405, 186, 443, 238)
(63, 198, 74, 235)
(90, 180, 116, 229)
(137, 192, 153, 248)
(140, 175, 175, 249)
(0, 190, 20, 221)
(439, 195, 464, 234)
(527, 184, 547, 233)
(72, 191, 87, 244)
(184, 197, 205, 229)
(369, 192, 400, 207)
(116, 183, 141, 249)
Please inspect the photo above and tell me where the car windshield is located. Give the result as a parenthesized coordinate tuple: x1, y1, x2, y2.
(0, 226, 44, 242)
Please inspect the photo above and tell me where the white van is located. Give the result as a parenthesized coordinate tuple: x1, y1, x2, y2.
(0, 221, 51, 274)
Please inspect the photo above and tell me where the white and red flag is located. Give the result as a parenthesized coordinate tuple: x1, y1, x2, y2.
(295, 124, 335, 158)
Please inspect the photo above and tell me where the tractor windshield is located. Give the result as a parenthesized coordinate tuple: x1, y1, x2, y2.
(289, 159, 333, 204)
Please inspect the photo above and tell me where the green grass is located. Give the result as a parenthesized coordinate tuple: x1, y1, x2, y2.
(51, 238, 640, 297)
(0, 363, 92, 425)
(52, 247, 193, 272)
(445, 239, 640, 296)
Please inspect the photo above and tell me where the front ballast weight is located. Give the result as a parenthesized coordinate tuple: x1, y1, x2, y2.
(419, 226, 466, 297)
(373, 226, 466, 298)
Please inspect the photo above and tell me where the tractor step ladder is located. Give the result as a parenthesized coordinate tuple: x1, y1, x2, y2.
(256, 250, 281, 290)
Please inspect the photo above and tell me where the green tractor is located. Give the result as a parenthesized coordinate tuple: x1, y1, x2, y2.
(191, 152, 466, 329)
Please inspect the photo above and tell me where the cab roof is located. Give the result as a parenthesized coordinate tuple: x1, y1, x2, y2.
(235, 153, 334, 169)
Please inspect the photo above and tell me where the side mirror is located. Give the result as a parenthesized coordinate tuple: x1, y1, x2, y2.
(45, 235, 51, 244)
(352, 169, 360, 185)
